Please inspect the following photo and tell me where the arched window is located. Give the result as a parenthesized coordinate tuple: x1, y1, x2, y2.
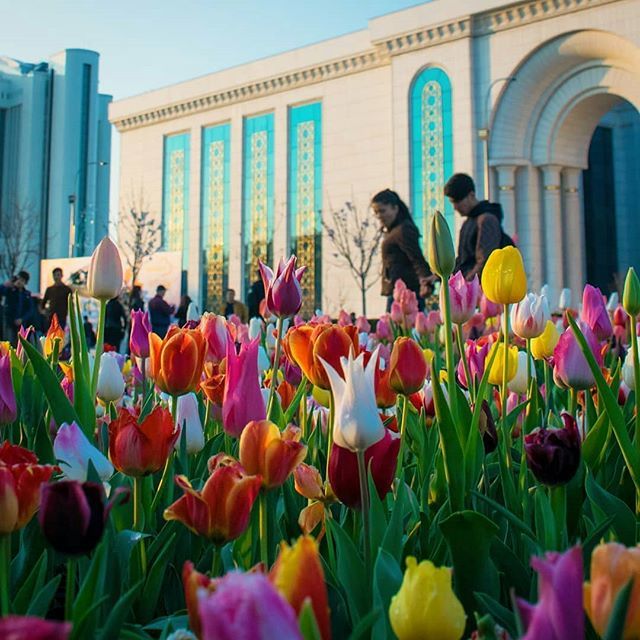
(409, 67, 453, 245)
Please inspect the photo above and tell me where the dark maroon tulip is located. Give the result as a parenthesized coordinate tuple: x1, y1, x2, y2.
(328, 428, 400, 508)
(39, 481, 116, 555)
(0, 616, 71, 640)
(477, 400, 498, 454)
(524, 413, 581, 486)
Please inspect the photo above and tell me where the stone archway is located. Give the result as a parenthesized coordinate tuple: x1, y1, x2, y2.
(488, 30, 640, 303)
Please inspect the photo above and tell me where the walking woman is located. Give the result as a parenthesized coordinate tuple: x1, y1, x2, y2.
(371, 189, 433, 311)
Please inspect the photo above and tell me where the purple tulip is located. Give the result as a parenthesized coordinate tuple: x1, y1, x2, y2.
(516, 546, 583, 640)
(446, 271, 481, 325)
(524, 413, 581, 486)
(198, 571, 302, 640)
(222, 337, 266, 438)
(129, 309, 152, 359)
(581, 284, 613, 341)
(553, 321, 602, 390)
(259, 255, 306, 319)
(0, 616, 71, 640)
(0, 352, 17, 424)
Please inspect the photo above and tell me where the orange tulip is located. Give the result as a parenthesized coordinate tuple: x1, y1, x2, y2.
(164, 453, 262, 543)
(200, 361, 226, 406)
(388, 337, 428, 395)
(270, 536, 332, 640)
(182, 561, 218, 639)
(239, 421, 307, 489)
(149, 326, 206, 396)
(584, 542, 640, 638)
(285, 323, 358, 390)
(44, 314, 65, 358)
(293, 463, 334, 540)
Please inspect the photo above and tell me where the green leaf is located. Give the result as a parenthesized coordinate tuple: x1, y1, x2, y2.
(98, 580, 144, 640)
(603, 579, 634, 640)
(474, 592, 517, 640)
(381, 481, 407, 563)
(471, 491, 536, 541)
(583, 412, 610, 474)
(73, 541, 109, 633)
(25, 574, 61, 617)
(138, 533, 177, 622)
(299, 599, 323, 640)
(284, 378, 310, 425)
(585, 472, 636, 546)
(348, 608, 382, 640)
(533, 487, 557, 550)
(13, 550, 48, 614)
(371, 549, 403, 640)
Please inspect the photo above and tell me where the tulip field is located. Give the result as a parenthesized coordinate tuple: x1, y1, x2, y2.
(2, 220, 640, 640)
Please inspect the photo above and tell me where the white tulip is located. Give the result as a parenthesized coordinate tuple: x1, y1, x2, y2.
(540, 284, 550, 300)
(186, 302, 201, 322)
(96, 352, 125, 402)
(257, 346, 271, 374)
(558, 288, 572, 311)
(508, 350, 534, 395)
(511, 293, 550, 339)
(249, 317, 263, 341)
(606, 292, 619, 313)
(87, 237, 123, 301)
(622, 350, 635, 389)
(320, 348, 384, 452)
(54, 421, 113, 482)
(174, 393, 205, 455)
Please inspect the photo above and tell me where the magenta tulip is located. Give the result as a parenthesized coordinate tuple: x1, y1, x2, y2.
(553, 322, 602, 390)
(0, 616, 71, 640)
(198, 571, 302, 640)
(0, 352, 17, 424)
(259, 255, 306, 319)
(129, 309, 152, 358)
(456, 339, 490, 390)
(199, 312, 234, 364)
(581, 284, 613, 341)
(222, 337, 266, 437)
(516, 546, 583, 640)
(446, 272, 480, 325)
(480, 292, 501, 319)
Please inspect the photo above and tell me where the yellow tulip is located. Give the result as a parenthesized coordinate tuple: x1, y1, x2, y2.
(312, 385, 331, 408)
(487, 342, 518, 386)
(584, 542, 640, 639)
(481, 246, 527, 305)
(389, 557, 465, 640)
(530, 320, 560, 361)
(422, 348, 435, 366)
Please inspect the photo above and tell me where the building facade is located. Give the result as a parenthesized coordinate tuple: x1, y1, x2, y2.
(110, 0, 640, 317)
(0, 49, 111, 287)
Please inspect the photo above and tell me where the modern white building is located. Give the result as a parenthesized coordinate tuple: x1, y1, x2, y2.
(0, 49, 111, 286)
(110, 0, 640, 317)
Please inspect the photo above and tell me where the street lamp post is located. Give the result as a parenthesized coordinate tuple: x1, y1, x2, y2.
(478, 76, 516, 200)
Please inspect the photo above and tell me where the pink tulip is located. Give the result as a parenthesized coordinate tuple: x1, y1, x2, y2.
(198, 571, 302, 640)
(222, 337, 266, 437)
(414, 312, 430, 337)
(376, 315, 393, 341)
(0, 352, 17, 424)
(511, 293, 550, 340)
(129, 310, 152, 359)
(480, 292, 501, 319)
(355, 315, 371, 334)
(0, 616, 71, 640)
(199, 312, 234, 364)
(390, 302, 403, 325)
(337, 310, 352, 326)
(392, 279, 408, 302)
(259, 255, 306, 319)
(581, 284, 612, 341)
(456, 339, 491, 390)
(553, 322, 602, 390)
(446, 272, 480, 325)
(15, 325, 34, 361)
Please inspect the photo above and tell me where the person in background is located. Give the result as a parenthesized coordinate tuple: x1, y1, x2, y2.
(175, 295, 192, 327)
(41, 267, 72, 329)
(221, 288, 248, 324)
(129, 285, 145, 313)
(148, 285, 175, 338)
(247, 272, 265, 319)
(83, 315, 97, 348)
(444, 173, 514, 280)
(371, 189, 433, 312)
(104, 294, 127, 351)
(0, 271, 35, 346)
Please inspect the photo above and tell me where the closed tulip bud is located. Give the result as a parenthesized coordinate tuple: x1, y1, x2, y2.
(477, 400, 498, 453)
(165, 454, 261, 543)
(329, 428, 400, 508)
(129, 310, 151, 358)
(524, 413, 580, 485)
(87, 237, 123, 301)
(54, 422, 113, 482)
(558, 287, 572, 311)
(259, 256, 306, 319)
(581, 284, 613, 341)
(186, 302, 200, 323)
(481, 246, 527, 305)
(376, 315, 393, 341)
(198, 572, 302, 640)
(622, 350, 635, 389)
(249, 316, 263, 340)
(239, 420, 307, 489)
(389, 556, 466, 640)
(389, 337, 428, 395)
(480, 292, 501, 319)
(444, 272, 481, 325)
(0, 616, 71, 640)
(44, 314, 65, 358)
(0, 352, 17, 424)
(508, 350, 533, 395)
(199, 312, 234, 364)
(456, 339, 490, 389)
(374, 359, 397, 409)
(511, 293, 550, 339)
(270, 536, 332, 640)
(487, 342, 518, 386)
(428, 210, 455, 278)
(553, 322, 601, 390)
(293, 463, 325, 500)
(321, 349, 384, 452)
(607, 292, 619, 312)
(584, 542, 640, 639)
(623, 267, 640, 318)
(97, 352, 125, 402)
(174, 393, 205, 455)
(530, 320, 560, 360)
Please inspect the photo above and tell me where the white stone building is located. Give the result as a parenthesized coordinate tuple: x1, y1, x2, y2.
(109, 0, 640, 317)
(0, 49, 112, 287)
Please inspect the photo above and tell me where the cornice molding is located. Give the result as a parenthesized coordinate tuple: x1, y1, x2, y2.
(111, 0, 624, 132)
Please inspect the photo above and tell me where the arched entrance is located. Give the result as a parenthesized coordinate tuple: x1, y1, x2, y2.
(488, 30, 640, 304)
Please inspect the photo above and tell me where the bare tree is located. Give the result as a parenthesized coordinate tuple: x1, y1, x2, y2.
(119, 194, 161, 288)
(0, 200, 40, 280)
(322, 201, 383, 316)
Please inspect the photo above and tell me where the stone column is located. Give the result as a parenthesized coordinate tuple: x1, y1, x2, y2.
(228, 114, 244, 296)
(495, 164, 517, 237)
(541, 165, 564, 307)
(187, 126, 202, 304)
(562, 168, 585, 298)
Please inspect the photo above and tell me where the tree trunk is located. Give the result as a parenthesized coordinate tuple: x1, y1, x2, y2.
(361, 276, 367, 318)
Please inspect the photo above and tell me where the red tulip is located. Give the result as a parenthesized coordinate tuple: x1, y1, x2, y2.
(388, 337, 427, 395)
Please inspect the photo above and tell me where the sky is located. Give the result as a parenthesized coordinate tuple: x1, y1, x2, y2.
(1, 0, 425, 214)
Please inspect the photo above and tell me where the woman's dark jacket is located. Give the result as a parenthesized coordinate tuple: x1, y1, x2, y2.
(380, 218, 431, 296)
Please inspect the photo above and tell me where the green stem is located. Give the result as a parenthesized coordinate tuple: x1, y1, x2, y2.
(0, 534, 10, 616)
(630, 321, 640, 448)
(203, 399, 211, 437)
(356, 449, 371, 579)
(549, 484, 567, 549)
(440, 281, 456, 402)
(501, 304, 510, 433)
(65, 557, 76, 620)
(456, 323, 474, 402)
(211, 544, 221, 576)
(150, 453, 173, 514)
(259, 490, 269, 568)
(133, 476, 147, 575)
(300, 378, 308, 441)
(140, 357, 147, 401)
(396, 395, 409, 479)
(526, 339, 533, 406)
(569, 388, 578, 419)
(325, 392, 334, 484)
(544, 360, 552, 418)
(90, 299, 107, 397)
(266, 316, 285, 419)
